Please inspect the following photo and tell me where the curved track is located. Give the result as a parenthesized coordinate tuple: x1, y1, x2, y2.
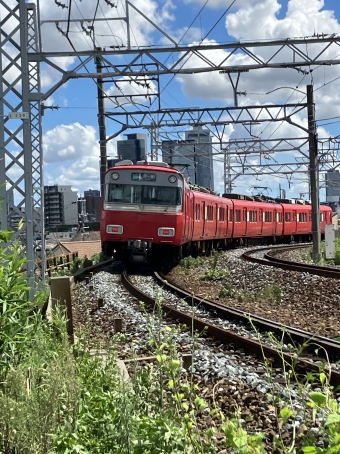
(121, 270, 340, 387)
(242, 244, 340, 279)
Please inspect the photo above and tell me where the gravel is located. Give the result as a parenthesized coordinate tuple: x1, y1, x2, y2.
(166, 246, 340, 339)
(71, 260, 333, 453)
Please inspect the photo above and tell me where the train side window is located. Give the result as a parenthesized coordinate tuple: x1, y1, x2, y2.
(218, 207, 225, 221)
(285, 212, 291, 222)
(235, 209, 241, 222)
(228, 209, 233, 222)
(320, 213, 325, 222)
(264, 211, 270, 222)
(195, 204, 200, 220)
(205, 205, 213, 221)
(249, 210, 257, 222)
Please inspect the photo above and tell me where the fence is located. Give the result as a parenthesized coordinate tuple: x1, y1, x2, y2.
(46, 252, 78, 277)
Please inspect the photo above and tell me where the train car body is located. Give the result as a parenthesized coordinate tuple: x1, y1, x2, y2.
(100, 161, 333, 264)
(101, 161, 187, 262)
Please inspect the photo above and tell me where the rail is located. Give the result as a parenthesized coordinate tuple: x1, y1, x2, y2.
(241, 245, 340, 279)
(121, 271, 340, 387)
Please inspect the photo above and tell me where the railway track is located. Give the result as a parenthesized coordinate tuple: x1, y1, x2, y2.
(121, 270, 340, 387)
(71, 244, 340, 387)
(242, 244, 340, 279)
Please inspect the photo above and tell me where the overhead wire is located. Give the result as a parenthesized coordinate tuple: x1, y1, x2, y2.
(61, 1, 339, 190)
(150, 0, 238, 109)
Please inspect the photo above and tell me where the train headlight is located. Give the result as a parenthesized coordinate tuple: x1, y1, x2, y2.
(158, 227, 175, 237)
(106, 224, 123, 234)
(111, 172, 119, 180)
(168, 175, 177, 183)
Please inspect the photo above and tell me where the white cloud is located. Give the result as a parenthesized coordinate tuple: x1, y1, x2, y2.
(184, 0, 260, 10)
(42, 122, 121, 194)
(43, 122, 99, 164)
(105, 76, 157, 109)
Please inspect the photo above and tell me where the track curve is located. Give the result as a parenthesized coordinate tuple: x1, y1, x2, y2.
(121, 270, 340, 387)
(241, 245, 340, 279)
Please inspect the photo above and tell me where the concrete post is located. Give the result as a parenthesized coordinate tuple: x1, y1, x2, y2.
(50, 276, 74, 341)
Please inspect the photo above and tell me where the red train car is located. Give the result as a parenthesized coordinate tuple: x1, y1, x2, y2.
(100, 161, 332, 264)
(101, 161, 187, 262)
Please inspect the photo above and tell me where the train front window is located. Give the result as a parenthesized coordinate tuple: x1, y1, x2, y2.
(107, 184, 182, 206)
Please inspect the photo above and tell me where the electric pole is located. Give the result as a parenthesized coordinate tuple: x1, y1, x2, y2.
(307, 84, 320, 262)
(96, 48, 107, 197)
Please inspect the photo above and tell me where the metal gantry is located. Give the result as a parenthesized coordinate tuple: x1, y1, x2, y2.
(0, 0, 44, 295)
(3, 0, 340, 292)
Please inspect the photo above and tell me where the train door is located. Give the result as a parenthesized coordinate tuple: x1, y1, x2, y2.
(184, 192, 193, 241)
(215, 203, 218, 236)
(202, 201, 205, 237)
(259, 209, 263, 234)
(243, 208, 247, 235)
(293, 210, 297, 234)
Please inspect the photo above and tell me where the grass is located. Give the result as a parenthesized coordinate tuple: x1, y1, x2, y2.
(1, 227, 340, 453)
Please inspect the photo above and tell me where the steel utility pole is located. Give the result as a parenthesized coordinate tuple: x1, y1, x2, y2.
(307, 84, 320, 262)
(96, 48, 107, 196)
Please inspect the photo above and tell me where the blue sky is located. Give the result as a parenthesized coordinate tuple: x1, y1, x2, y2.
(33, 0, 340, 200)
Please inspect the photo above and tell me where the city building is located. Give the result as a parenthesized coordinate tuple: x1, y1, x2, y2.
(84, 189, 100, 197)
(117, 133, 147, 163)
(44, 185, 78, 229)
(162, 126, 214, 190)
(84, 189, 101, 222)
(325, 170, 340, 213)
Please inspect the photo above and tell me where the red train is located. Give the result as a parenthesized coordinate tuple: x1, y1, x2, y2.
(100, 161, 332, 263)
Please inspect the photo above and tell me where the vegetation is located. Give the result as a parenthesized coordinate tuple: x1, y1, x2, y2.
(49, 252, 109, 277)
(304, 238, 340, 265)
(1, 227, 340, 453)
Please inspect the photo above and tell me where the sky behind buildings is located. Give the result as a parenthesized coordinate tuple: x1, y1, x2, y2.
(23, 0, 340, 199)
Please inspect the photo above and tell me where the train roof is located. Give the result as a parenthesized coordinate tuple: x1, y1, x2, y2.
(108, 160, 182, 173)
(223, 193, 314, 205)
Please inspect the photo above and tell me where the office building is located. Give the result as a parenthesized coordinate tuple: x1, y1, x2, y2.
(84, 189, 100, 197)
(162, 126, 214, 190)
(44, 185, 78, 229)
(117, 133, 147, 163)
(326, 170, 340, 203)
(84, 189, 101, 222)
(325, 170, 340, 213)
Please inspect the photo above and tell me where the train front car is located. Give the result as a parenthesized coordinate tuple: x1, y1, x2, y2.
(101, 161, 185, 264)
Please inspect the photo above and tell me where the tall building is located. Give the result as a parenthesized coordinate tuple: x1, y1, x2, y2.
(162, 126, 214, 190)
(325, 170, 340, 213)
(84, 189, 101, 222)
(44, 185, 78, 229)
(84, 189, 100, 197)
(117, 133, 147, 163)
(326, 170, 340, 203)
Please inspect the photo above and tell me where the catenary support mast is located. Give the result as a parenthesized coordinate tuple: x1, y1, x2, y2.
(0, 0, 44, 296)
(307, 84, 320, 261)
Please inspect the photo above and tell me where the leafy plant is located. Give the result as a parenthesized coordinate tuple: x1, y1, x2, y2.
(199, 269, 230, 281)
(0, 227, 42, 379)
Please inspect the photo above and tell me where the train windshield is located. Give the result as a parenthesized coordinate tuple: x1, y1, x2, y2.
(106, 183, 182, 206)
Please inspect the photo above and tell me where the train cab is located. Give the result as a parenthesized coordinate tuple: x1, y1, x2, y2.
(101, 161, 186, 263)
